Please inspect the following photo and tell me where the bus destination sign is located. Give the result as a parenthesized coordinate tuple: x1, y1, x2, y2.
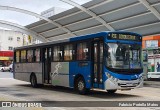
(108, 33, 141, 42)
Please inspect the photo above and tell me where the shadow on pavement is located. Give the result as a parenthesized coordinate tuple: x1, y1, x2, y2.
(16, 84, 140, 99)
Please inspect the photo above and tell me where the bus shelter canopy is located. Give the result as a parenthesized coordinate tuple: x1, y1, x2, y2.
(25, 0, 160, 41)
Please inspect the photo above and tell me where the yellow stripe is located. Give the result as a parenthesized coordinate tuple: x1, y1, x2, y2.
(0, 57, 10, 60)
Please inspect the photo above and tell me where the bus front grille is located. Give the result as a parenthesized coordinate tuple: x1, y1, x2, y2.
(118, 83, 139, 87)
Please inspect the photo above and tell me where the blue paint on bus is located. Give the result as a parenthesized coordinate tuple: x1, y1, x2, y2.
(104, 68, 142, 81)
(68, 31, 142, 90)
(70, 32, 107, 42)
(69, 61, 92, 89)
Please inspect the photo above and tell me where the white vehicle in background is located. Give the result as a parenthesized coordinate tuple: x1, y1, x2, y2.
(0, 66, 10, 72)
(0, 63, 13, 72)
(147, 72, 160, 80)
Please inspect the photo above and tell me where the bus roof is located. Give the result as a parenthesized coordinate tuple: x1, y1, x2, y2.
(14, 31, 142, 50)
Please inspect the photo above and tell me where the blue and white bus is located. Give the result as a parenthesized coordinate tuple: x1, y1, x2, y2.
(13, 31, 143, 94)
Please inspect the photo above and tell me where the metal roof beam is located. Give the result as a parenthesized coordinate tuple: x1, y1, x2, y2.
(87, 0, 114, 9)
(65, 11, 151, 28)
(122, 22, 160, 31)
(54, 11, 82, 21)
(72, 24, 103, 33)
(38, 28, 60, 34)
(151, 2, 160, 7)
(0, 5, 76, 37)
(64, 12, 153, 34)
(46, 33, 68, 39)
(64, 2, 141, 26)
(42, 11, 151, 36)
(31, 11, 84, 29)
(0, 20, 47, 42)
(55, 1, 140, 22)
(27, 1, 140, 32)
(139, 0, 160, 20)
(30, 22, 48, 29)
(54, 1, 113, 21)
(108, 11, 151, 24)
(99, 2, 141, 17)
(64, 17, 93, 27)
(54, 2, 141, 26)
(60, 0, 115, 31)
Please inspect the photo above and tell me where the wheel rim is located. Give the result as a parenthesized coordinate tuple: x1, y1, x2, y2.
(78, 80, 84, 91)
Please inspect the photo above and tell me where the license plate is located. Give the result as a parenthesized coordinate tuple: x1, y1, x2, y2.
(126, 83, 133, 86)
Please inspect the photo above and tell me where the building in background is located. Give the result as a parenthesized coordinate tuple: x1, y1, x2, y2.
(41, 7, 67, 18)
(142, 35, 160, 73)
(0, 29, 24, 51)
(0, 29, 41, 66)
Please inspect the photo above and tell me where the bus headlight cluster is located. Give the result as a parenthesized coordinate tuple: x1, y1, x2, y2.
(106, 73, 118, 82)
(106, 73, 111, 78)
(139, 75, 143, 81)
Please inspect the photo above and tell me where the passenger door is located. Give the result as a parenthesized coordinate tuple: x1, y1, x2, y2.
(92, 40, 103, 88)
(42, 47, 52, 84)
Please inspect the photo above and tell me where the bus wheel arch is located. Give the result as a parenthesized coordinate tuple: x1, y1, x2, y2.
(107, 89, 117, 94)
(74, 74, 88, 94)
(30, 72, 38, 88)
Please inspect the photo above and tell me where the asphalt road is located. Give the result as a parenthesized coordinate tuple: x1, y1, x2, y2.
(0, 72, 160, 110)
(0, 71, 13, 78)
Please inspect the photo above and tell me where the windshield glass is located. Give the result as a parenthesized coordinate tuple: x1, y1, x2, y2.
(105, 43, 142, 69)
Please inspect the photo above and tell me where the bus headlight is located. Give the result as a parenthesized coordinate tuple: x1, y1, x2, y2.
(106, 72, 118, 82)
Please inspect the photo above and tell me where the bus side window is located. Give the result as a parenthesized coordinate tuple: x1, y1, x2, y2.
(64, 44, 73, 61)
(16, 51, 20, 63)
(21, 50, 26, 63)
(77, 42, 89, 60)
(27, 50, 33, 62)
(53, 46, 63, 61)
(34, 48, 40, 62)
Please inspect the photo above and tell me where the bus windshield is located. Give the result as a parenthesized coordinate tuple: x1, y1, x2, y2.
(105, 43, 142, 70)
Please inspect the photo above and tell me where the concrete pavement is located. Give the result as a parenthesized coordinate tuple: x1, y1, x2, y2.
(0, 72, 160, 110)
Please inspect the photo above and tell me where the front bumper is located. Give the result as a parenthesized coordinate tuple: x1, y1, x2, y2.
(104, 78, 143, 90)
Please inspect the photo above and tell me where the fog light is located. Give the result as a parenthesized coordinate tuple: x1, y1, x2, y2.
(114, 78, 118, 82)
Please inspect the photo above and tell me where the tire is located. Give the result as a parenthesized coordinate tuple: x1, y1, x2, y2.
(1, 69, 4, 72)
(30, 75, 38, 88)
(107, 90, 117, 94)
(76, 77, 88, 95)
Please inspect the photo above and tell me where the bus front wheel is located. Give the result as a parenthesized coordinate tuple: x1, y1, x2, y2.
(76, 77, 88, 95)
(107, 90, 117, 94)
(30, 74, 38, 88)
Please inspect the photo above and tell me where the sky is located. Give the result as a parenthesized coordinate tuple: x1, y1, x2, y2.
(0, 0, 91, 28)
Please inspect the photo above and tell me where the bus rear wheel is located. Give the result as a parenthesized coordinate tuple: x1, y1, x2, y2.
(76, 77, 87, 95)
(30, 75, 38, 88)
(107, 90, 117, 94)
